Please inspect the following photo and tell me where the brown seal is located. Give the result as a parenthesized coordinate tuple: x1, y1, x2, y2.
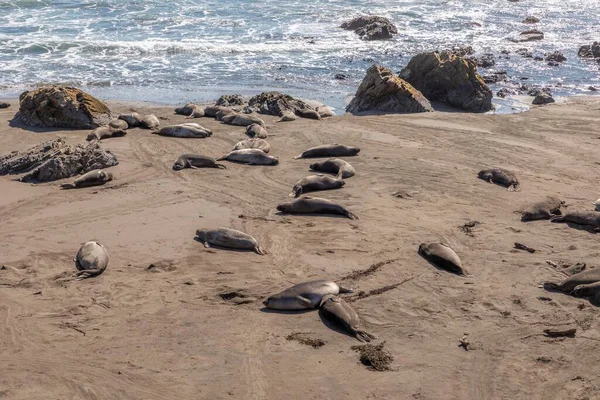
(153, 123, 212, 138)
(221, 113, 265, 127)
(418, 242, 466, 276)
(294, 144, 360, 159)
(544, 268, 600, 294)
(61, 169, 113, 189)
(118, 113, 143, 128)
(109, 119, 129, 130)
(204, 105, 228, 118)
(217, 149, 279, 165)
(175, 103, 204, 118)
(309, 158, 355, 179)
(140, 114, 160, 129)
(550, 211, 600, 230)
(74, 241, 108, 279)
(86, 126, 127, 141)
(233, 138, 271, 153)
(520, 196, 564, 221)
(195, 228, 266, 255)
(290, 174, 345, 198)
(276, 196, 358, 219)
(319, 295, 376, 342)
(245, 123, 268, 139)
(263, 280, 354, 310)
(478, 168, 520, 191)
(173, 154, 226, 170)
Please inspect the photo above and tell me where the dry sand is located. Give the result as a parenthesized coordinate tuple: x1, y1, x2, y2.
(1, 98, 600, 399)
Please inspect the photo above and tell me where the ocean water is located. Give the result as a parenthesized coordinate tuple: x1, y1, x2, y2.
(0, 0, 598, 113)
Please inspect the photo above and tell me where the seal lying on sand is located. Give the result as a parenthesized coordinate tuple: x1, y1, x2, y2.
(204, 105, 229, 118)
(309, 158, 355, 179)
(550, 211, 600, 230)
(544, 268, 600, 294)
(141, 114, 160, 129)
(277, 196, 358, 219)
(153, 123, 212, 138)
(86, 126, 127, 141)
(297, 109, 322, 120)
(221, 113, 265, 127)
(233, 138, 270, 153)
(263, 280, 354, 310)
(173, 154, 226, 170)
(109, 119, 129, 130)
(278, 111, 297, 122)
(319, 295, 376, 342)
(294, 144, 360, 159)
(75, 241, 108, 280)
(175, 103, 204, 118)
(418, 243, 466, 276)
(217, 149, 279, 165)
(246, 123, 268, 139)
(118, 113, 143, 128)
(478, 168, 520, 191)
(195, 228, 266, 255)
(520, 197, 564, 221)
(290, 174, 345, 198)
(61, 170, 113, 189)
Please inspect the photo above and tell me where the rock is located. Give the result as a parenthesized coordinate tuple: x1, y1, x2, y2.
(482, 70, 508, 84)
(589, 86, 598, 92)
(523, 16, 540, 23)
(578, 42, 600, 58)
(496, 88, 518, 98)
(17, 86, 112, 129)
(516, 48, 533, 58)
(0, 102, 9, 109)
(545, 51, 566, 63)
(532, 92, 555, 105)
(246, 91, 316, 117)
(399, 51, 493, 112)
(346, 64, 433, 114)
(510, 29, 544, 43)
(340, 16, 398, 41)
(446, 45, 475, 57)
(216, 94, 245, 107)
(470, 53, 496, 68)
(528, 87, 551, 97)
(335, 73, 348, 80)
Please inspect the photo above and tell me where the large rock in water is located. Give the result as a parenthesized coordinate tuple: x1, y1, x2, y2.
(340, 16, 398, 40)
(17, 86, 112, 129)
(399, 51, 493, 112)
(245, 92, 316, 117)
(346, 65, 432, 114)
(578, 42, 600, 58)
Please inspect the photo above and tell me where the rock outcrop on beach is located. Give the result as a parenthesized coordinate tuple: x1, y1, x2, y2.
(399, 51, 493, 112)
(246, 91, 316, 117)
(0, 138, 118, 182)
(346, 64, 432, 114)
(578, 42, 600, 58)
(216, 94, 245, 107)
(532, 92, 555, 105)
(340, 16, 398, 40)
(523, 16, 540, 24)
(0, 102, 9, 109)
(17, 86, 112, 129)
(510, 29, 544, 42)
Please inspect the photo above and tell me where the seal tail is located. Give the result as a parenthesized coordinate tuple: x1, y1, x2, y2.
(254, 245, 267, 256)
(60, 183, 76, 190)
(508, 184, 521, 192)
(543, 282, 561, 291)
(215, 164, 227, 169)
(550, 215, 566, 223)
(293, 154, 303, 159)
(338, 285, 354, 294)
(345, 210, 359, 220)
(216, 155, 227, 161)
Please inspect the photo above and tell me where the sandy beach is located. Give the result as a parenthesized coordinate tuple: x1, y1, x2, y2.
(1, 97, 600, 399)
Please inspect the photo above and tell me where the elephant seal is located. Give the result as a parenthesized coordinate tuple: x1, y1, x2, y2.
(593, 199, 600, 211)
(478, 168, 520, 191)
(195, 228, 266, 255)
(316, 106, 334, 118)
(278, 111, 297, 122)
(221, 113, 265, 127)
(290, 174, 345, 198)
(204, 105, 228, 118)
(550, 211, 600, 230)
(86, 126, 127, 141)
(309, 158, 355, 179)
(319, 295, 376, 342)
(262, 280, 354, 310)
(215, 108, 236, 121)
(141, 114, 160, 129)
(118, 113, 143, 128)
(276, 196, 358, 219)
(217, 149, 279, 165)
(175, 103, 204, 118)
(544, 268, 600, 293)
(245, 123, 268, 139)
(294, 144, 360, 159)
(61, 169, 113, 189)
(74, 241, 108, 279)
(109, 119, 129, 130)
(297, 109, 322, 120)
(520, 197, 564, 221)
(173, 154, 226, 170)
(233, 138, 270, 153)
(418, 243, 466, 276)
(153, 123, 212, 138)
(571, 281, 600, 298)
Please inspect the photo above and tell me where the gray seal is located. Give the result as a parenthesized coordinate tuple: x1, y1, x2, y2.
(215, 108, 236, 121)
(309, 158, 355, 179)
(153, 123, 212, 138)
(173, 154, 226, 170)
(61, 169, 113, 189)
(520, 196, 564, 221)
(217, 149, 279, 165)
(195, 228, 266, 255)
(278, 111, 297, 122)
(294, 144, 360, 159)
(118, 113, 143, 128)
(290, 174, 345, 198)
(246, 123, 268, 139)
(276, 196, 358, 219)
(175, 103, 204, 118)
(86, 126, 127, 141)
(74, 241, 108, 280)
(478, 168, 520, 191)
(418, 242, 466, 276)
(319, 295, 376, 342)
(297, 109, 322, 120)
(316, 106, 334, 118)
(262, 280, 354, 310)
(233, 138, 271, 153)
(141, 114, 160, 129)
(550, 211, 600, 230)
(204, 105, 228, 118)
(544, 268, 600, 294)
(109, 119, 129, 130)
(221, 113, 265, 127)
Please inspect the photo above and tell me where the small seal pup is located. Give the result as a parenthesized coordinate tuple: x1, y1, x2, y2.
(294, 144, 360, 159)
(544, 268, 600, 294)
(217, 149, 279, 165)
(276, 196, 358, 219)
(520, 196, 564, 221)
(195, 228, 266, 255)
(118, 113, 143, 128)
(74, 241, 108, 279)
(262, 280, 354, 310)
(245, 123, 268, 139)
(140, 114, 160, 129)
(418, 243, 466, 276)
(173, 154, 226, 170)
(478, 168, 520, 191)
(550, 211, 600, 230)
(309, 158, 355, 179)
(61, 169, 113, 189)
(86, 126, 127, 141)
(221, 113, 265, 127)
(233, 138, 271, 153)
(109, 119, 129, 130)
(319, 295, 376, 342)
(153, 123, 212, 138)
(290, 174, 345, 198)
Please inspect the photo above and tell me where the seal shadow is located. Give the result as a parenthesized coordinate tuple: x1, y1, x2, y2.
(274, 211, 350, 219)
(317, 308, 356, 340)
(418, 254, 467, 277)
(560, 222, 600, 234)
(8, 116, 87, 133)
(541, 286, 600, 307)
(259, 307, 317, 315)
(192, 237, 259, 253)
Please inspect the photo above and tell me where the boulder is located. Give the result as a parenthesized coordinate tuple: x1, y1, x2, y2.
(482, 70, 508, 84)
(246, 91, 316, 117)
(470, 53, 496, 68)
(523, 16, 540, 24)
(532, 92, 555, 105)
(446, 45, 475, 57)
(346, 65, 432, 114)
(0, 102, 9, 109)
(340, 16, 398, 41)
(516, 48, 533, 58)
(17, 86, 112, 129)
(496, 88, 518, 98)
(510, 29, 544, 43)
(578, 42, 600, 58)
(398, 51, 493, 112)
(545, 51, 566, 63)
(216, 94, 245, 107)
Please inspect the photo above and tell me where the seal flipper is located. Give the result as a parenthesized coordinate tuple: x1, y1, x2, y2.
(338, 285, 354, 294)
(355, 329, 376, 342)
(550, 215, 566, 223)
(216, 155, 227, 161)
(253, 245, 267, 255)
(290, 185, 302, 198)
(295, 295, 313, 308)
(293, 153, 304, 160)
(203, 242, 211, 249)
(216, 164, 227, 169)
(345, 210, 359, 220)
(61, 183, 76, 189)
